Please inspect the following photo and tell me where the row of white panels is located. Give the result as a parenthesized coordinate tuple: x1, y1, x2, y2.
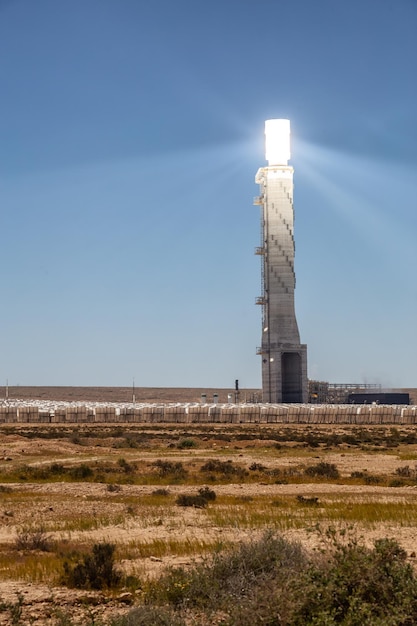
(0, 404, 416, 424)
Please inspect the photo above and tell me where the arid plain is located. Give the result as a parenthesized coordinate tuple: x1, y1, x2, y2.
(0, 387, 417, 624)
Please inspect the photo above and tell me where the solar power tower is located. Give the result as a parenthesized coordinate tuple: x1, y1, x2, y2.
(255, 119, 308, 403)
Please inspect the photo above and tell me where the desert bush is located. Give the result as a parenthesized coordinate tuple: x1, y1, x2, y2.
(350, 470, 382, 486)
(293, 536, 417, 625)
(62, 542, 121, 590)
(0, 593, 24, 626)
(395, 465, 413, 477)
(200, 459, 248, 479)
(176, 486, 216, 508)
(305, 461, 340, 479)
(305, 432, 320, 447)
(249, 462, 267, 472)
(296, 495, 319, 506)
(152, 488, 170, 496)
(363, 473, 382, 485)
(198, 486, 216, 501)
(152, 460, 187, 480)
(107, 483, 122, 492)
(324, 433, 345, 447)
(144, 531, 417, 625)
(235, 495, 253, 503)
(117, 458, 135, 474)
(283, 466, 303, 478)
(389, 478, 406, 488)
(177, 438, 197, 449)
(69, 463, 94, 480)
(109, 606, 186, 625)
(146, 531, 307, 610)
(113, 436, 140, 449)
(176, 494, 207, 508)
(351, 470, 366, 479)
(15, 525, 53, 551)
(15, 463, 67, 481)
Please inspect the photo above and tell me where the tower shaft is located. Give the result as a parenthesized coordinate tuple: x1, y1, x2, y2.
(255, 121, 307, 403)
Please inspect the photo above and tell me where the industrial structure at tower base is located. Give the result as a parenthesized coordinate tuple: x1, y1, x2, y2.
(255, 119, 308, 403)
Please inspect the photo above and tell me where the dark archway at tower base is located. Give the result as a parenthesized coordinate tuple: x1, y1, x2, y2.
(282, 352, 303, 403)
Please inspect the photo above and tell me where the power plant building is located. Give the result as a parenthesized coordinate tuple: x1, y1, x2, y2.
(255, 119, 308, 403)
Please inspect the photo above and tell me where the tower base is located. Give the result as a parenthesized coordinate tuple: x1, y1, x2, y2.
(262, 344, 308, 403)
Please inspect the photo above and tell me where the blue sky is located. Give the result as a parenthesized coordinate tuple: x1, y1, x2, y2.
(0, 0, 416, 389)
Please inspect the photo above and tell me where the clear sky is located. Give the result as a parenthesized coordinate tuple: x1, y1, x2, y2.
(1, 0, 416, 389)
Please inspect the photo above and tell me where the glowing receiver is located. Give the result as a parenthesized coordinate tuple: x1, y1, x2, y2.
(265, 119, 291, 166)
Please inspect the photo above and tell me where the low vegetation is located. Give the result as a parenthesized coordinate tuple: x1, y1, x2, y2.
(14, 525, 53, 552)
(305, 461, 340, 479)
(3, 527, 416, 624)
(61, 542, 121, 590)
(176, 486, 217, 508)
(2, 422, 417, 623)
(138, 530, 417, 625)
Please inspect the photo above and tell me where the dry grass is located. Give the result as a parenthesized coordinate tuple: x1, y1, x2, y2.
(1, 421, 417, 623)
(206, 494, 417, 530)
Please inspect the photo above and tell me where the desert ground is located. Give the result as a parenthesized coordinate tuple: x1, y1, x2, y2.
(1, 386, 416, 405)
(0, 386, 263, 405)
(0, 387, 416, 624)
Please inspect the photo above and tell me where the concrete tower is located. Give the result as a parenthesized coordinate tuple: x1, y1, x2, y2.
(255, 119, 307, 403)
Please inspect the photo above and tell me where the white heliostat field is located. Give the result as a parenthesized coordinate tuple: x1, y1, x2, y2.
(255, 119, 308, 403)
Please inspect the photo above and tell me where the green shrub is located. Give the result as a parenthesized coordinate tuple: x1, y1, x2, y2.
(117, 458, 135, 474)
(146, 531, 307, 610)
(152, 460, 187, 479)
(305, 462, 340, 479)
(305, 433, 320, 448)
(15, 463, 68, 481)
(143, 531, 417, 625)
(176, 486, 216, 508)
(69, 464, 94, 480)
(62, 542, 121, 590)
(200, 459, 248, 478)
(177, 438, 197, 449)
(114, 436, 139, 449)
(176, 494, 207, 508)
(293, 537, 417, 625)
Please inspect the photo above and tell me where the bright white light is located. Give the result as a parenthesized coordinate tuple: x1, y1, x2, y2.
(265, 119, 291, 165)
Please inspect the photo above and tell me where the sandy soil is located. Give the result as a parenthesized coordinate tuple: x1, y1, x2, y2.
(0, 386, 261, 405)
(1, 386, 416, 405)
(1, 422, 417, 624)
